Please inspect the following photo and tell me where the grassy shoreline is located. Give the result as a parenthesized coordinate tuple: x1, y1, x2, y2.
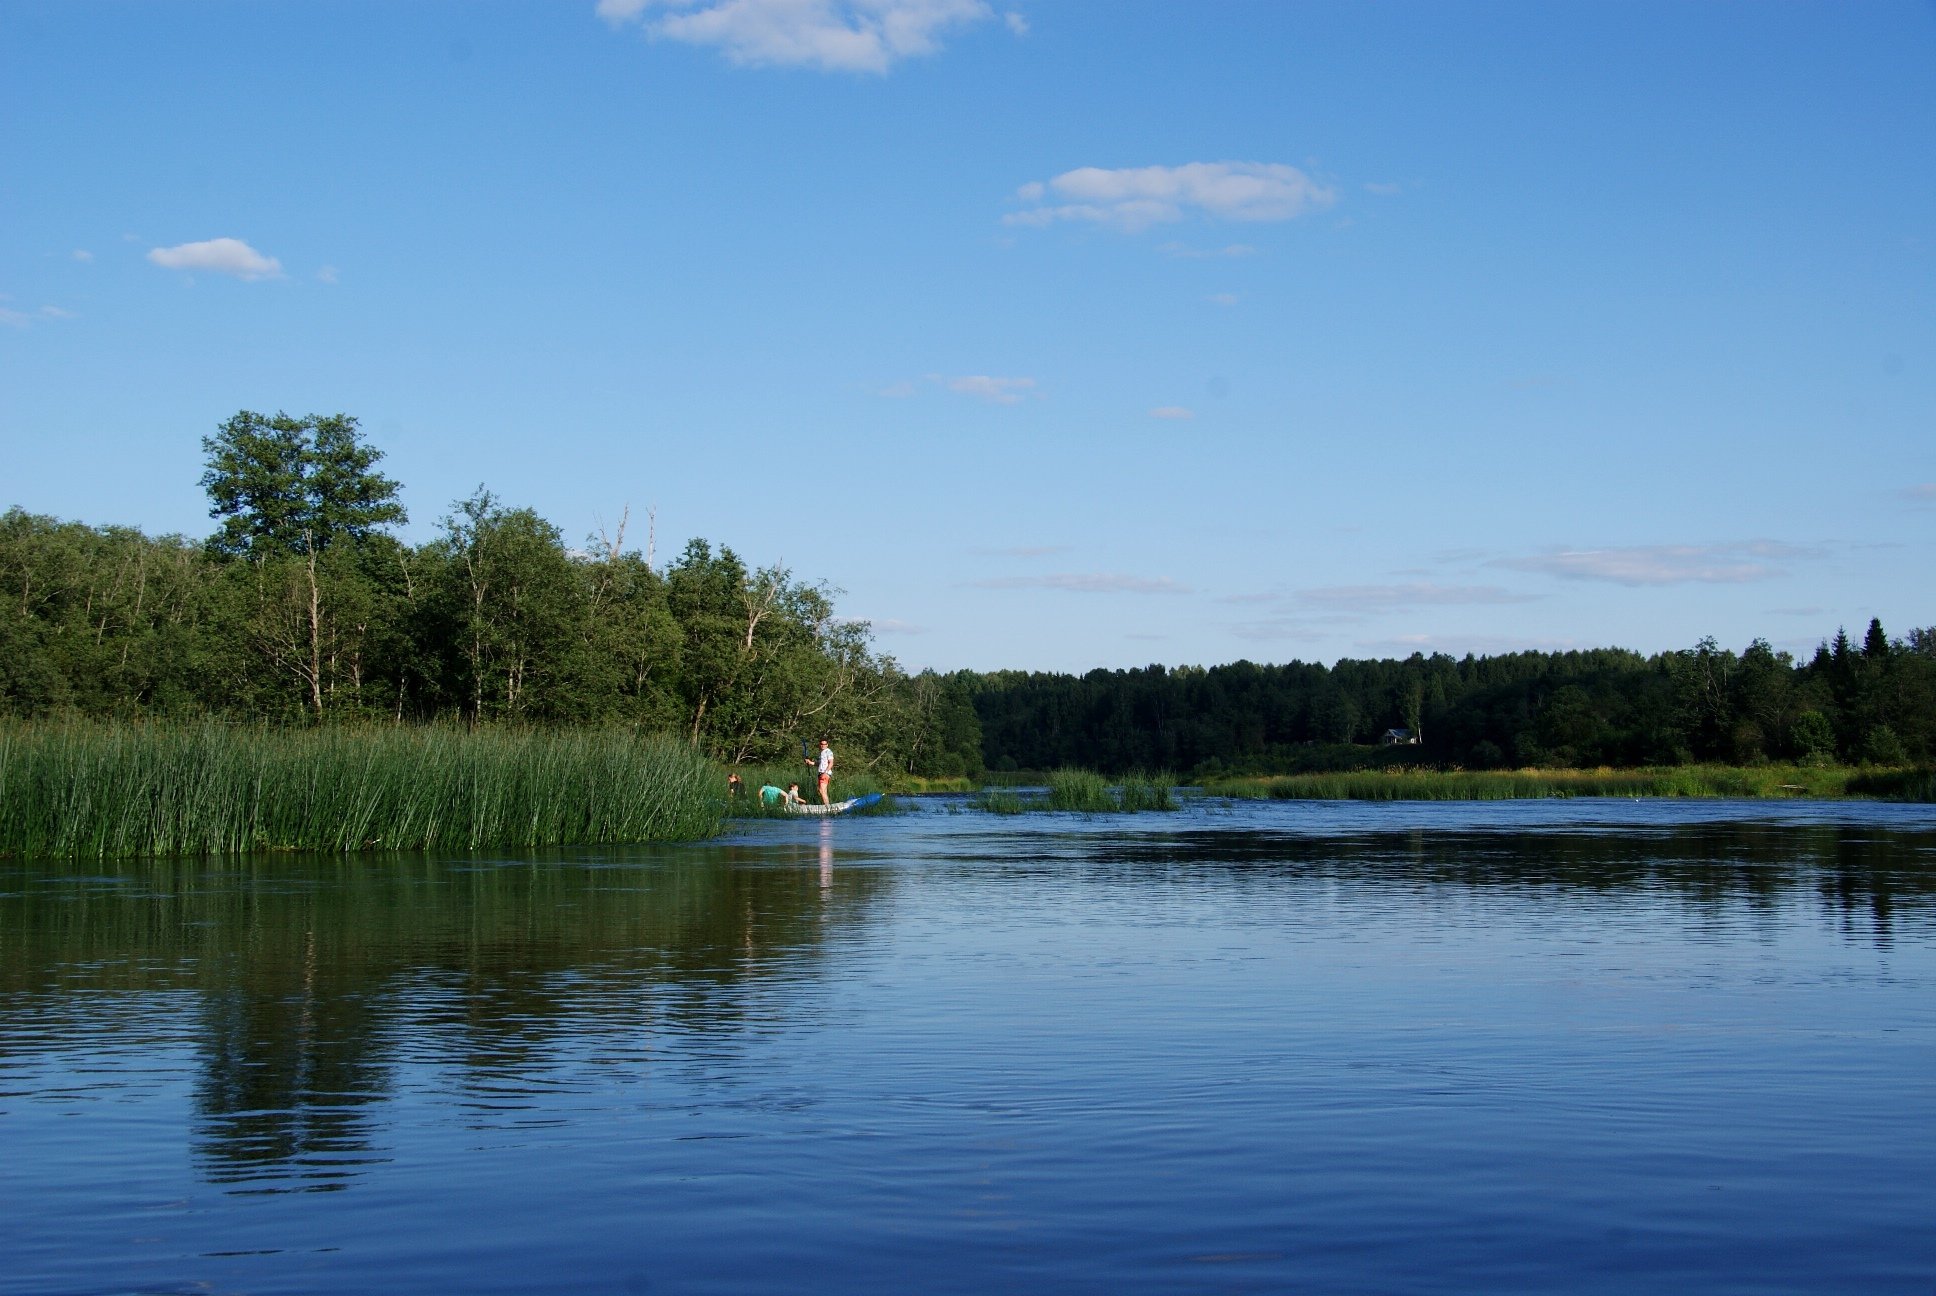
(1, 721, 724, 859)
(1201, 765, 1934, 802)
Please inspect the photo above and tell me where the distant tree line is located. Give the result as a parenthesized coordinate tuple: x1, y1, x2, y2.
(959, 625, 1936, 775)
(0, 411, 985, 778)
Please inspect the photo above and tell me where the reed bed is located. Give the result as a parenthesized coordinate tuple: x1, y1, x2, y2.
(886, 774, 981, 794)
(972, 769, 1177, 814)
(0, 721, 724, 859)
(971, 789, 1032, 815)
(1203, 765, 1903, 801)
(1846, 767, 1936, 801)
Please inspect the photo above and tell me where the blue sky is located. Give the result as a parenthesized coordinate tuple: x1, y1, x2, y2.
(3, 1, 1931, 673)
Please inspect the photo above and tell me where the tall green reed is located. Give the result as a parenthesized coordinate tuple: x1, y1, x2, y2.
(0, 720, 724, 859)
(969, 769, 1177, 813)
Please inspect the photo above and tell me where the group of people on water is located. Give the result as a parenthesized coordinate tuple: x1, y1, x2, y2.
(725, 738, 835, 810)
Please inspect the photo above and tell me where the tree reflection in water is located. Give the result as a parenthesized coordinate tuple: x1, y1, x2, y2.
(0, 840, 895, 1191)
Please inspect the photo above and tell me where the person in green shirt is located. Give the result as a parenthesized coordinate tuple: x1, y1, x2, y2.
(759, 782, 805, 809)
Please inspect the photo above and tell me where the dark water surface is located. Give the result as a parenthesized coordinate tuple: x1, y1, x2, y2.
(4, 798, 1935, 1295)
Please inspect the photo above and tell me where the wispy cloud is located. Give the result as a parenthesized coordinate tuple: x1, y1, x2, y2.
(1229, 617, 1341, 643)
(316, 265, 340, 285)
(970, 573, 1191, 595)
(945, 374, 1036, 404)
(1363, 181, 1402, 196)
(1297, 582, 1538, 612)
(1494, 541, 1814, 586)
(596, 0, 1000, 73)
(1149, 406, 1193, 420)
(1220, 581, 1536, 619)
(1354, 633, 1584, 657)
(973, 544, 1069, 558)
(1, 299, 78, 328)
(147, 237, 283, 281)
(1159, 241, 1258, 260)
(72, 249, 94, 263)
(1008, 163, 1336, 232)
(1901, 483, 1936, 505)
(1205, 292, 1239, 306)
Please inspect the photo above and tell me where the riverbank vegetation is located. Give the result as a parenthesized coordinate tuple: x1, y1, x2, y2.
(0, 412, 984, 785)
(1203, 765, 1887, 802)
(0, 720, 722, 858)
(972, 768, 1178, 814)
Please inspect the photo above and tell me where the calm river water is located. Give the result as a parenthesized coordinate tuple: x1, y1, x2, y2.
(4, 798, 1935, 1295)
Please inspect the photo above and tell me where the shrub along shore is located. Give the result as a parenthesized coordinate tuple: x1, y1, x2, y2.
(0, 721, 724, 859)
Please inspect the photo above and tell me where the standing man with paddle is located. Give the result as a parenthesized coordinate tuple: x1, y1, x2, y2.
(812, 738, 834, 807)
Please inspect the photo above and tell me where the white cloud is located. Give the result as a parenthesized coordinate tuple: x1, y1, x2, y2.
(1008, 162, 1336, 231)
(1494, 541, 1814, 586)
(945, 374, 1035, 404)
(1363, 181, 1402, 196)
(147, 237, 283, 281)
(597, 0, 996, 73)
(970, 573, 1191, 595)
(1149, 406, 1194, 420)
(1205, 292, 1239, 306)
(316, 265, 340, 285)
(1902, 483, 1936, 505)
(1003, 10, 1027, 35)
(38, 305, 78, 320)
(877, 379, 916, 398)
(72, 249, 94, 263)
(0, 306, 28, 329)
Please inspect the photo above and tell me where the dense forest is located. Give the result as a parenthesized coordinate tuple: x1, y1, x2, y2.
(4, 411, 1929, 780)
(0, 412, 985, 778)
(964, 628, 1936, 775)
